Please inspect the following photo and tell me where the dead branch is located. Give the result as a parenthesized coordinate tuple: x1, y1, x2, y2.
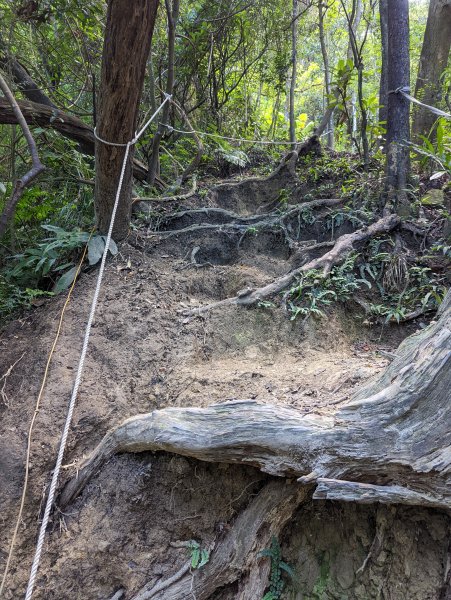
(0, 74, 45, 237)
(60, 291, 451, 511)
(0, 352, 25, 407)
(185, 214, 400, 315)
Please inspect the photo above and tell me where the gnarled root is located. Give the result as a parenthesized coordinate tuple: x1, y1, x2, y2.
(184, 213, 401, 315)
(128, 480, 307, 600)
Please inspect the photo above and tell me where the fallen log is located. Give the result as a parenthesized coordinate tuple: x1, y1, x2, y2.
(0, 98, 151, 182)
(60, 289, 451, 510)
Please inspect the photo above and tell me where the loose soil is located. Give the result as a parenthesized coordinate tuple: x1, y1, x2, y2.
(0, 164, 449, 599)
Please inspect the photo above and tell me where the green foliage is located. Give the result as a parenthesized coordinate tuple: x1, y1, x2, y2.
(259, 536, 296, 600)
(277, 188, 291, 207)
(367, 265, 447, 324)
(186, 540, 210, 570)
(215, 143, 249, 168)
(288, 253, 370, 320)
(4, 225, 117, 304)
(288, 248, 447, 325)
(431, 241, 451, 258)
(258, 300, 276, 309)
(411, 118, 451, 178)
(0, 276, 54, 324)
(7, 225, 89, 288)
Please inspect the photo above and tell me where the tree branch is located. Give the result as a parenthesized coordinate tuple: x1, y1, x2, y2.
(0, 97, 158, 184)
(0, 73, 45, 237)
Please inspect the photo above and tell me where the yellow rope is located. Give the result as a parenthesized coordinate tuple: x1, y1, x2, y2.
(0, 238, 91, 597)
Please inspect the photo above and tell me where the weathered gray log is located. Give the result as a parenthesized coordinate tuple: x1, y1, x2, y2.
(129, 480, 307, 600)
(313, 479, 449, 507)
(61, 289, 451, 510)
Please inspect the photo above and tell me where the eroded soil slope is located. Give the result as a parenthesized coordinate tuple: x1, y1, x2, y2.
(1, 164, 449, 599)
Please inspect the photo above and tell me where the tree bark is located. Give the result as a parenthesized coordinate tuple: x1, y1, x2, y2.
(343, 0, 370, 167)
(412, 0, 451, 141)
(379, 0, 389, 138)
(318, 0, 334, 149)
(289, 0, 299, 148)
(386, 0, 410, 214)
(147, 0, 180, 187)
(130, 481, 307, 600)
(95, 0, 159, 240)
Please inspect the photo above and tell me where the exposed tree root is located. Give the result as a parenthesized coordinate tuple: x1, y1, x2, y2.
(128, 480, 306, 600)
(207, 150, 300, 213)
(60, 291, 451, 511)
(161, 197, 341, 227)
(144, 198, 342, 243)
(184, 213, 400, 315)
(133, 175, 197, 205)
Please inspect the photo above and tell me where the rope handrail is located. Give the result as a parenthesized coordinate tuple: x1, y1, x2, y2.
(389, 86, 451, 119)
(161, 123, 294, 145)
(22, 94, 171, 600)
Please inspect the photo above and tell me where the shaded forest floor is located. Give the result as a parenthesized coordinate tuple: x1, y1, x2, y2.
(0, 153, 450, 599)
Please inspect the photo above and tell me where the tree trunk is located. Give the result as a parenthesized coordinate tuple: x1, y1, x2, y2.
(318, 0, 334, 149)
(95, 0, 159, 240)
(411, 0, 451, 141)
(289, 0, 299, 148)
(379, 0, 389, 138)
(386, 0, 410, 214)
(344, 0, 370, 167)
(147, 0, 180, 187)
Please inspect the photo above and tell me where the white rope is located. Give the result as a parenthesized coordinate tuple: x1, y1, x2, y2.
(93, 94, 171, 147)
(389, 86, 451, 119)
(161, 123, 293, 145)
(24, 95, 171, 600)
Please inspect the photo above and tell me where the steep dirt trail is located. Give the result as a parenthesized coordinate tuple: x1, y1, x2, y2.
(0, 167, 449, 599)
